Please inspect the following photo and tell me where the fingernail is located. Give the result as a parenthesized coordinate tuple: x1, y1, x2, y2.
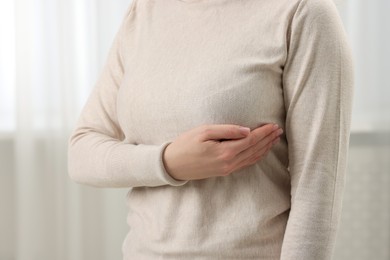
(277, 128, 283, 135)
(273, 124, 279, 130)
(239, 126, 250, 135)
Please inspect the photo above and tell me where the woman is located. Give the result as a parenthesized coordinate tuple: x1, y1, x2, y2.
(67, 0, 354, 259)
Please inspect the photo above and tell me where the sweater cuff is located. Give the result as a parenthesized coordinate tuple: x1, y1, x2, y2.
(109, 140, 189, 187)
(155, 141, 190, 186)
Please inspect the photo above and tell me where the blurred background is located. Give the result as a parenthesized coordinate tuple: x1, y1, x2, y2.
(0, 0, 389, 259)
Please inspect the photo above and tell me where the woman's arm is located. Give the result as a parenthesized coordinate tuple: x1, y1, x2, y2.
(67, 2, 189, 188)
(281, 0, 354, 259)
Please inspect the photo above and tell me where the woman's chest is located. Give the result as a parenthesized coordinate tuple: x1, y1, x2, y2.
(116, 5, 288, 143)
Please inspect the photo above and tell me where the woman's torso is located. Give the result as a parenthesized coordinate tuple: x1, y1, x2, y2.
(118, 0, 299, 258)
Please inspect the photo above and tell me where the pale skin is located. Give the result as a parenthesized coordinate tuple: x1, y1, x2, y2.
(163, 123, 283, 181)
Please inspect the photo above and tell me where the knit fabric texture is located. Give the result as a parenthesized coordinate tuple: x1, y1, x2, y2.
(67, 0, 354, 259)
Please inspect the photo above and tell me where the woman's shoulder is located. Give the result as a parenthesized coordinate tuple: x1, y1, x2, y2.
(293, 0, 341, 21)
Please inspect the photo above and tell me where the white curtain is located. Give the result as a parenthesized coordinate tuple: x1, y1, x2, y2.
(0, 0, 389, 260)
(336, 0, 390, 132)
(0, 1, 131, 260)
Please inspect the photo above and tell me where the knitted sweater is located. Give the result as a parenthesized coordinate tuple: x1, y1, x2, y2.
(67, 0, 354, 259)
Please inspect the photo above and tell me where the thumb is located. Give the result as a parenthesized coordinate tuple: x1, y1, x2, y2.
(199, 124, 250, 141)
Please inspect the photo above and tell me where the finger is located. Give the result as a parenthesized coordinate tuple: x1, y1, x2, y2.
(235, 139, 273, 168)
(230, 142, 272, 174)
(227, 129, 282, 171)
(198, 124, 252, 142)
(221, 123, 279, 156)
(249, 136, 281, 163)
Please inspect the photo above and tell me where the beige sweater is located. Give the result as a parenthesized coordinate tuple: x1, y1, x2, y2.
(67, 0, 354, 259)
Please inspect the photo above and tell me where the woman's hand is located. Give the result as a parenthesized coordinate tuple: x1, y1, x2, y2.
(162, 123, 283, 181)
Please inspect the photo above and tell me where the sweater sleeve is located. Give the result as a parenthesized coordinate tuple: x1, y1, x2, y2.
(280, 0, 354, 259)
(67, 2, 189, 188)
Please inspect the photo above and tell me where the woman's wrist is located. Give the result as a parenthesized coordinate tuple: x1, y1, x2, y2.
(162, 143, 185, 181)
